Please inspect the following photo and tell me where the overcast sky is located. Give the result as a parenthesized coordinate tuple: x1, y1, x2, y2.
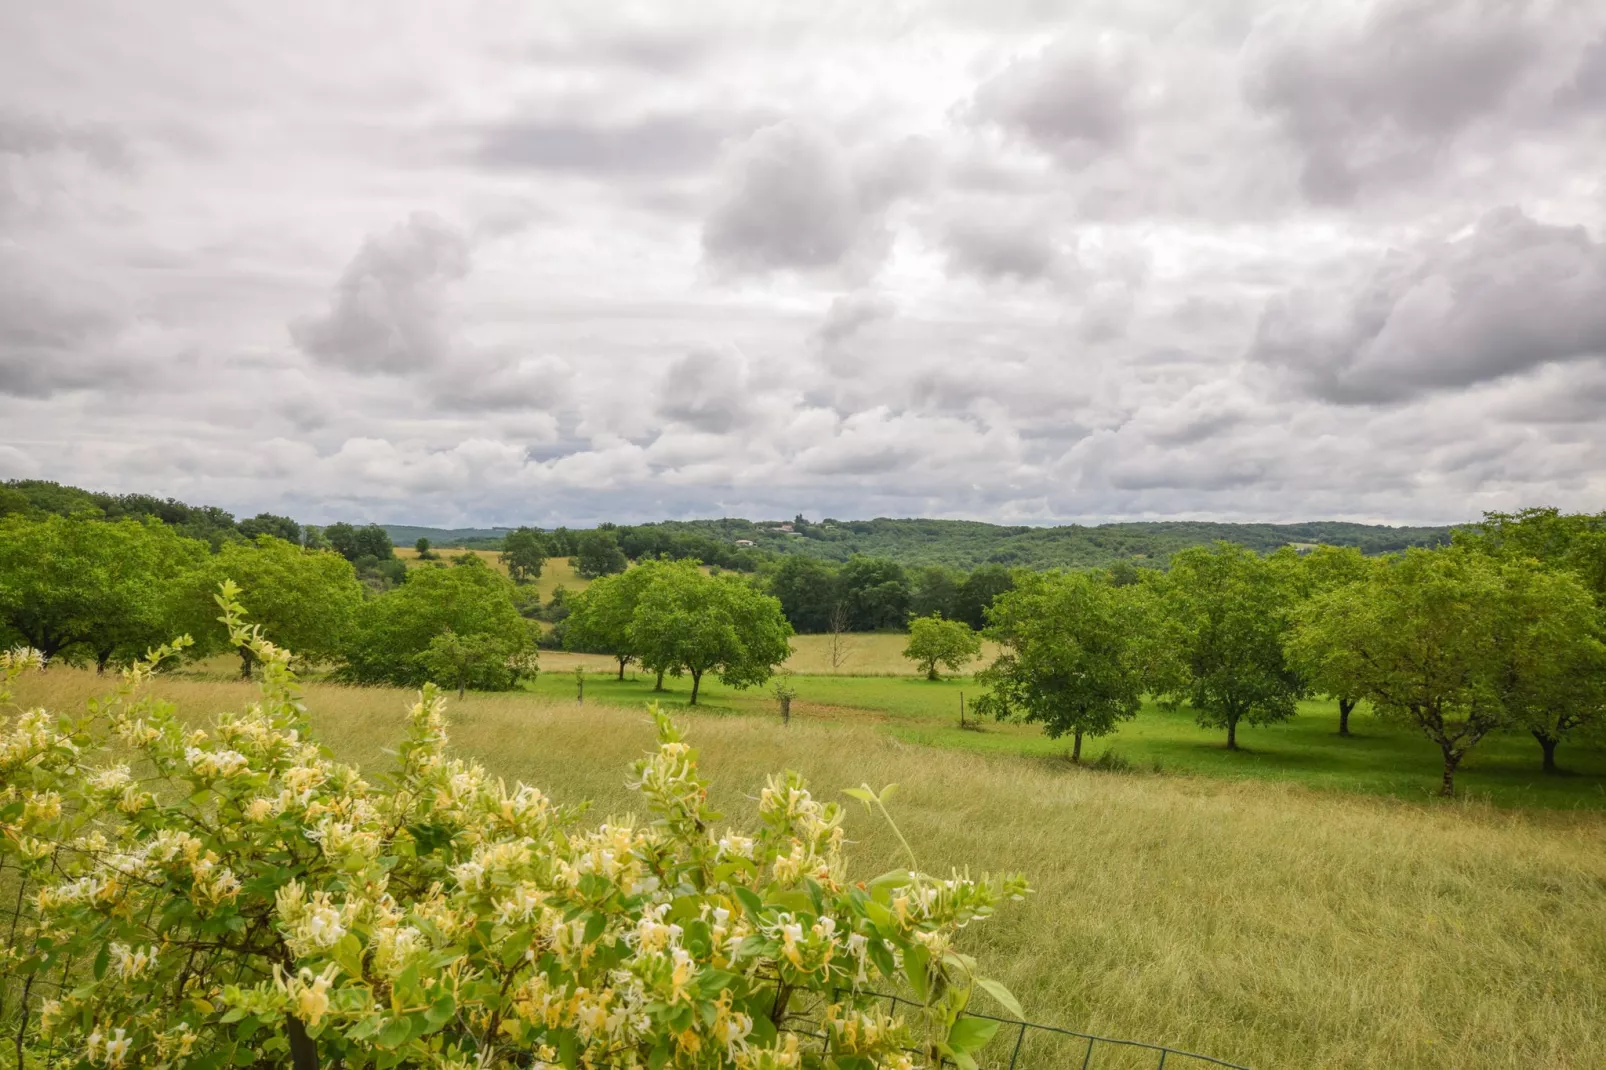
(4, 1, 1606, 528)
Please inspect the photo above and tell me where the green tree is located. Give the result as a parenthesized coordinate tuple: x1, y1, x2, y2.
(178, 536, 365, 677)
(954, 565, 1016, 630)
(765, 555, 842, 632)
(323, 522, 394, 562)
(902, 613, 982, 680)
(237, 512, 302, 543)
(340, 556, 534, 689)
(1149, 542, 1304, 750)
(575, 528, 629, 579)
(975, 571, 1150, 760)
(414, 536, 434, 559)
(1289, 546, 1602, 794)
(1456, 506, 1606, 604)
(838, 556, 910, 631)
(1280, 545, 1376, 735)
(629, 563, 793, 704)
(910, 564, 962, 620)
(418, 627, 535, 698)
(563, 564, 658, 678)
(0, 515, 209, 666)
(500, 526, 549, 583)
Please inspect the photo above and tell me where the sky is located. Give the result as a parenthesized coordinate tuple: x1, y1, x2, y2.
(3, 0, 1606, 528)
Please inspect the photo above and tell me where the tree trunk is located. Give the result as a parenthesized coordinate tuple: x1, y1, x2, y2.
(780, 695, 791, 726)
(689, 669, 702, 705)
(654, 669, 665, 691)
(239, 645, 254, 680)
(617, 656, 627, 681)
(1338, 697, 1355, 737)
(286, 1013, 318, 1070)
(1226, 716, 1239, 751)
(926, 663, 938, 681)
(1439, 747, 1461, 797)
(457, 677, 466, 700)
(1534, 730, 1560, 774)
(1072, 730, 1083, 762)
(96, 647, 113, 675)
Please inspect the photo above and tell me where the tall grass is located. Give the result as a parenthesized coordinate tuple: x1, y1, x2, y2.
(10, 669, 1606, 1068)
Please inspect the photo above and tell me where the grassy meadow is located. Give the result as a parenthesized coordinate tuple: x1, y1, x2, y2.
(394, 550, 593, 602)
(12, 670, 1606, 1069)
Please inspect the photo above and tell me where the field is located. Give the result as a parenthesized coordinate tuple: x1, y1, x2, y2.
(10, 668, 1606, 1069)
(394, 551, 592, 602)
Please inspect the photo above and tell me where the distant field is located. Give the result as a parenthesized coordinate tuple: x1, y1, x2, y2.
(394, 551, 591, 601)
(12, 668, 1606, 1069)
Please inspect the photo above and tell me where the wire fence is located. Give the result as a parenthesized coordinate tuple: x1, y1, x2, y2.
(2, 858, 1249, 1070)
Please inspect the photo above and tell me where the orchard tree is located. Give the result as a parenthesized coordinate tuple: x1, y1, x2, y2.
(179, 536, 365, 677)
(975, 571, 1150, 761)
(1149, 542, 1303, 750)
(500, 526, 549, 583)
(414, 536, 434, 559)
(340, 555, 535, 689)
(1457, 506, 1606, 603)
(237, 512, 302, 543)
(1289, 547, 1603, 794)
(1280, 545, 1376, 736)
(563, 564, 659, 678)
(629, 562, 793, 704)
(418, 627, 537, 698)
(574, 528, 629, 579)
(902, 613, 981, 680)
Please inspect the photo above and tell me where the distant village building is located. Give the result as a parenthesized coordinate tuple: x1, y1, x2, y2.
(734, 539, 755, 547)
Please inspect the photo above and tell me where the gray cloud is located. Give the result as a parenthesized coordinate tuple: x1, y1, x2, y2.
(1244, 0, 1544, 204)
(657, 348, 754, 433)
(702, 121, 915, 277)
(939, 213, 1067, 282)
(470, 112, 759, 178)
(968, 38, 1133, 164)
(1249, 206, 1606, 404)
(290, 213, 470, 375)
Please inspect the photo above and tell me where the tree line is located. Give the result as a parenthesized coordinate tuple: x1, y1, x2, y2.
(965, 508, 1606, 794)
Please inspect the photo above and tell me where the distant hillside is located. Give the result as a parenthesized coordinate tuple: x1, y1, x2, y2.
(611, 517, 1460, 570)
(382, 525, 509, 550)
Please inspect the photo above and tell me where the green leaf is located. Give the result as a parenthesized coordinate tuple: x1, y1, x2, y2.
(948, 1017, 1000, 1054)
(842, 787, 876, 807)
(377, 1017, 412, 1049)
(424, 993, 456, 1030)
(582, 910, 606, 945)
(92, 943, 109, 982)
(975, 978, 1024, 1019)
(904, 943, 931, 1003)
(731, 885, 764, 919)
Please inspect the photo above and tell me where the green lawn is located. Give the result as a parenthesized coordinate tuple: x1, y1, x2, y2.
(526, 668, 1606, 809)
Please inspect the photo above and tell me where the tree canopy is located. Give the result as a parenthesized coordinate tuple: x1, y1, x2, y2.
(902, 613, 981, 680)
(976, 571, 1151, 760)
(574, 528, 629, 579)
(628, 562, 793, 703)
(562, 563, 659, 678)
(339, 556, 534, 690)
(1149, 542, 1304, 750)
(500, 526, 548, 584)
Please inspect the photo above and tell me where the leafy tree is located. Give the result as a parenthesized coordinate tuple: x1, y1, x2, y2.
(902, 613, 982, 680)
(574, 528, 629, 579)
(340, 556, 534, 689)
(838, 556, 910, 631)
(414, 536, 434, 559)
(237, 512, 302, 544)
(1289, 547, 1603, 793)
(1149, 542, 1304, 750)
(954, 565, 1016, 630)
(766, 554, 842, 633)
(323, 521, 394, 563)
(1457, 507, 1606, 604)
(1280, 545, 1376, 735)
(563, 564, 658, 678)
(418, 628, 536, 698)
(500, 526, 549, 583)
(910, 565, 962, 620)
(178, 536, 365, 677)
(0, 485, 33, 517)
(0, 515, 208, 666)
(975, 571, 1150, 760)
(629, 563, 793, 703)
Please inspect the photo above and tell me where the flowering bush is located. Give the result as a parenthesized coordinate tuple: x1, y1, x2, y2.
(1, 583, 1027, 1069)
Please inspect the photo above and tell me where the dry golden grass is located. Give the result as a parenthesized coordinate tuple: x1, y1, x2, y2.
(539, 634, 998, 678)
(393, 552, 591, 602)
(11, 669, 1606, 1069)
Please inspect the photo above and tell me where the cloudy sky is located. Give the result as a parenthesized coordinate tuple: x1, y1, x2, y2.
(4, 1, 1606, 528)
